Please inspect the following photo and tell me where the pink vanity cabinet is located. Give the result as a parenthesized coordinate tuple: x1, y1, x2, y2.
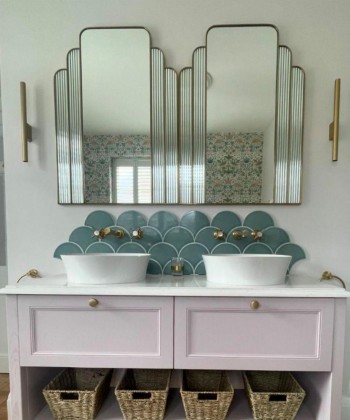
(2, 278, 349, 420)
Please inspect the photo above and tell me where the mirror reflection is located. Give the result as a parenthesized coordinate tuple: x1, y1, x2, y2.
(55, 25, 304, 205)
(206, 26, 277, 203)
(81, 28, 151, 203)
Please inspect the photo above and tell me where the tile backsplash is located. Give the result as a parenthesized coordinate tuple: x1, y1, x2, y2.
(54, 210, 305, 275)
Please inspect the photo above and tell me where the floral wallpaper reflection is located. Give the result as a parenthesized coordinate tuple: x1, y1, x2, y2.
(205, 132, 263, 203)
(83, 134, 151, 203)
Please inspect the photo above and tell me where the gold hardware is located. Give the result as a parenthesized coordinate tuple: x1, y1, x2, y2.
(88, 298, 99, 308)
(329, 78, 340, 161)
(114, 229, 125, 239)
(251, 230, 263, 241)
(132, 228, 144, 239)
(17, 268, 41, 284)
(250, 300, 260, 310)
(232, 229, 249, 240)
(93, 227, 111, 239)
(20, 82, 33, 162)
(321, 271, 346, 290)
(213, 229, 225, 240)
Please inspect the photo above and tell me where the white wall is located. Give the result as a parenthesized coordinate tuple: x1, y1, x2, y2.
(0, 0, 350, 392)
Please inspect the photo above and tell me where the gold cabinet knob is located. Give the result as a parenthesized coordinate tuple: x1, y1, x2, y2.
(250, 300, 260, 310)
(89, 298, 99, 308)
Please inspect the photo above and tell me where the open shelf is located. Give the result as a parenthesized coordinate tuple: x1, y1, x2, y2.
(34, 388, 314, 420)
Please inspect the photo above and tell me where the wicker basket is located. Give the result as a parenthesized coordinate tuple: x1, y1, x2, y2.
(115, 369, 171, 420)
(180, 370, 234, 420)
(243, 371, 306, 420)
(43, 368, 112, 420)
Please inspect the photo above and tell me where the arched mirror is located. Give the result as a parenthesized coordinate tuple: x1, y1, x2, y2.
(55, 27, 177, 204)
(55, 24, 304, 205)
(179, 24, 305, 204)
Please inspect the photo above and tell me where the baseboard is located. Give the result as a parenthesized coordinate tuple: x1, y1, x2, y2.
(0, 353, 8, 372)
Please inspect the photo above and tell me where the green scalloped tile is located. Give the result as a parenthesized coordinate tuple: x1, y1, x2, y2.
(227, 227, 254, 251)
(179, 243, 209, 267)
(276, 243, 306, 270)
(101, 226, 131, 251)
(211, 211, 241, 233)
(243, 243, 273, 254)
(148, 211, 178, 235)
(117, 242, 147, 253)
(147, 259, 162, 275)
(180, 211, 210, 235)
(85, 211, 115, 229)
(85, 242, 115, 253)
(195, 261, 206, 275)
(211, 243, 241, 254)
(261, 227, 290, 252)
(243, 211, 274, 230)
(163, 227, 194, 252)
(132, 227, 162, 251)
(53, 242, 83, 259)
(117, 211, 147, 233)
(195, 227, 225, 252)
(149, 243, 177, 267)
(69, 226, 97, 251)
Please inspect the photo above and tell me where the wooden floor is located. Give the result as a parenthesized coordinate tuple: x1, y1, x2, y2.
(0, 374, 9, 420)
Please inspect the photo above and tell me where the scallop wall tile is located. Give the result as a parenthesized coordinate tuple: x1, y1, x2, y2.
(244, 211, 274, 230)
(85, 242, 115, 254)
(180, 211, 210, 235)
(148, 211, 178, 235)
(54, 210, 306, 274)
(211, 211, 241, 233)
(85, 211, 115, 229)
(117, 211, 147, 233)
(163, 227, 194, 252)
(69, 226, 97, 251)
(54, 242, 83, 259)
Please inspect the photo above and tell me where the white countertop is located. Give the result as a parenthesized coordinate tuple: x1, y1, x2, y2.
(0, 274, 349, 298)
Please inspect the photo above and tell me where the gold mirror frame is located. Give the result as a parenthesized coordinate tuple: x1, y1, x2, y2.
(54, 27, 178, 204)
(55, 25, 304, 205)
(179, 24, 305, 204)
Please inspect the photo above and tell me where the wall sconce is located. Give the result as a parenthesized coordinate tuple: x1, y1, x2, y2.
(329, 78, 341, 161)
(20, 81, 33, 162)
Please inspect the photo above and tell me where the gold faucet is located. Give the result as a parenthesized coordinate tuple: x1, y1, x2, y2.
(93, 227, 111, 239)
(232, 229, 263, 241)
(321, 271, 346, 290)
(132, 228, 144, 240)
(213, 229, 225, 240)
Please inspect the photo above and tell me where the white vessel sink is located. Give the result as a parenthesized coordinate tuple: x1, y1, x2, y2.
(61, 253, 151, 285)
(203, 254, 292, 286)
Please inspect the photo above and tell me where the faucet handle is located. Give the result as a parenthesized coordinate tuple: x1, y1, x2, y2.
(132, 228, 144, 240)
(114, 228, 125, 239)
(213, 229, 225, 240)
(232, 229, 249, 240)
(251, 230, 263, 240)
(93, 227, 111, 239)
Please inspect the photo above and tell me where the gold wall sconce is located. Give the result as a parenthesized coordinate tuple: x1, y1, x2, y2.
(20, 81, 33, 162)
(329, 78, 341, 161)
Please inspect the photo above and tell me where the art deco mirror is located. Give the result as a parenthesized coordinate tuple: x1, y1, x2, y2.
(179, 24, 304, 204)
(55, 27, 177, 204)
(55, 25, 304, 204)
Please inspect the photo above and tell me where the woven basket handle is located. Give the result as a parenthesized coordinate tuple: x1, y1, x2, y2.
(198, 393, 218, 401)
(59, 392, 80, 401)
(268, 394, 287, 402)
(132, 391, 152, 400)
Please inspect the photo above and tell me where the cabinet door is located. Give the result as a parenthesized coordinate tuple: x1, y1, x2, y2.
(18, 295, 173, 368)
(174, 297, 334, 371)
